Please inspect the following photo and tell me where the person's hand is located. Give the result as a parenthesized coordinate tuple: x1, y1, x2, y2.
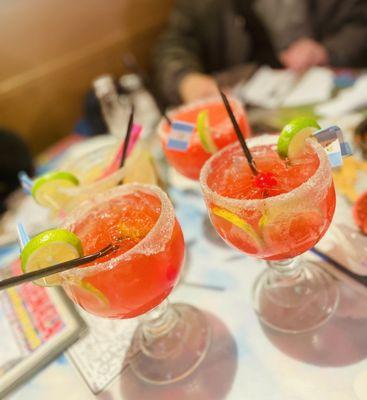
(279, 38, 329, 72)
(179, 72, 218, 103)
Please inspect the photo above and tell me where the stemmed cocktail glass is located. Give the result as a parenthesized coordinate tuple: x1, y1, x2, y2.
(61, 183, 210, 383)
(200, 134, 339, 333)
(158, 96, 250, 180)
(33, 140, 125, 214)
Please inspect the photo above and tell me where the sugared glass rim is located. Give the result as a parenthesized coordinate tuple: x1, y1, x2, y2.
(157, 95, 245, 141)
(61, 183, 175, 279)
(60, 142, 125, 195)
(199, 134, 332, 209)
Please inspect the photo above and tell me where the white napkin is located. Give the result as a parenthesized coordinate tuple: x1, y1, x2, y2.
(316, 74, 367, 117)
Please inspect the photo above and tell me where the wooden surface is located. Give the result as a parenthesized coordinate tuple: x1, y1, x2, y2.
(0, 0, 172, 153)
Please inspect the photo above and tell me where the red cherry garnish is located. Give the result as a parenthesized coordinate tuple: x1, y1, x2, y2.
(253, 172, 278, 189)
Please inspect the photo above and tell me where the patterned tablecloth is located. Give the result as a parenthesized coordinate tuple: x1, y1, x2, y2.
(2, 83, 367, 398)
(2, 164, 367, 400)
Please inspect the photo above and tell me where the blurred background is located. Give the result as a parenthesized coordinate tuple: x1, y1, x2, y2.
(0, 0, 172, 154)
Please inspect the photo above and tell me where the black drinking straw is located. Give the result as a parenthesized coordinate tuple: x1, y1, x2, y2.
(219, 90, 258, 175)
(120, 104, 135, 168)
(122, 53, 172, 126)
(0, 243, 118, 291)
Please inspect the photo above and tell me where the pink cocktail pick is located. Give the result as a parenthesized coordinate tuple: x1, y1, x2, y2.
(99, 123, 142, 179)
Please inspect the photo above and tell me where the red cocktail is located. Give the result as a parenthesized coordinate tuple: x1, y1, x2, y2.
(200, 134, 339, 333)
(62, 184, 210, 383)
(63, 186, 184, 318)
(202, 140, 335, 260)
(158, 97, 250, 180)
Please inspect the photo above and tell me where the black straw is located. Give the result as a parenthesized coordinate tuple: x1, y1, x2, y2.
(162, 111, 172, 126)
(0, 243, 118, 291)
(122, 53, 172, 126)
(219, 90, 258, 175)
(120, 104, 135, 168)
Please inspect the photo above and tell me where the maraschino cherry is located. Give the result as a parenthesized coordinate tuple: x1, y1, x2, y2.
(253, 172, 278, 189)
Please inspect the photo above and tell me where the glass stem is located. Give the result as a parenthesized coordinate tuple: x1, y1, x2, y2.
(139, 299, 179, 345)
(267, 257, 302, 279)
(265, 256, 307, 307)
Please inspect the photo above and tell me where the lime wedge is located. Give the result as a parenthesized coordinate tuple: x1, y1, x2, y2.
(123, 144, 158, 185)
(32, 171, 79, 210)
(212, 206, 262, 248)
(21, 228, 83, 286)
(197, 110, 218, 154)
(277, 117, 320, 159)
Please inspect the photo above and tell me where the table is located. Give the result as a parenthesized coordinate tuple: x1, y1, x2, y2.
(3, 67, 367, 399)
(2, 173, 366, 400)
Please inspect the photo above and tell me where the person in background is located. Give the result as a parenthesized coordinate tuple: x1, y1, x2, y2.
(0, 128, 34, 214)
(152, 0, 367, 105)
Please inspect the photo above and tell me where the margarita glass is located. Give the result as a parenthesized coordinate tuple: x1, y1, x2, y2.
(200, 134, 338, 333)
(61, 183, 210, 383)
(158, 96, 250, 180)
(41, 141, 125, 213)
(30, 139, 124, 214)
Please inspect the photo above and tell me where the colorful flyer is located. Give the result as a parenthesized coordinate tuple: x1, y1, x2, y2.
(0, 258, 85, 398)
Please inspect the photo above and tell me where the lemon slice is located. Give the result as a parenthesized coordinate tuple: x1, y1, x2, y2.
(212, 206, 262, 249)
(277, 117, 320, 159)
(32, 171, 79, 210)
(79, 280, 109, 306)
(197, 110, 218, 154)
(21, 228, 83, 286)
(123, 144, 158, 185)
(258, 213, 269, 230)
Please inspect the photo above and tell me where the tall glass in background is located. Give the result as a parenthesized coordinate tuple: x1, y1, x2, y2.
(93, 74, 130, 138)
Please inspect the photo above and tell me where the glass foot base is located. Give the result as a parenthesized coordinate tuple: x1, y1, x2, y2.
(253, 261, 339, 333)
(128, 303, 211, 384)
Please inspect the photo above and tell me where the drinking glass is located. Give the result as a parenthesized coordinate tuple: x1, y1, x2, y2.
(51, 141, 125, 212)
(200, 134, 339, 333)
(61, 183, 210, 383)
(158, 96, 250, 180)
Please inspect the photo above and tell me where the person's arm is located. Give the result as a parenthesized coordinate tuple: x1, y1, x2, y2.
(152, 0, 216, 105)
(274, 0, 367, 71)
(279, 38, 329, 72)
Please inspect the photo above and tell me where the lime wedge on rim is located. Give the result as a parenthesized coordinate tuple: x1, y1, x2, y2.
(197, 110, 218, 154)
(277, 117, 320, 160)
(21, 228, 83, 286)
(32, 171, 79, 210)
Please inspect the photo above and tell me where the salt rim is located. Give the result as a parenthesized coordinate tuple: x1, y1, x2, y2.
(157, 95, 245, 142)
(61, 183, 175, 279)
(199, 134, 332, 211)
(60, 143, 125, 197)
(61, 167, 125, 198)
